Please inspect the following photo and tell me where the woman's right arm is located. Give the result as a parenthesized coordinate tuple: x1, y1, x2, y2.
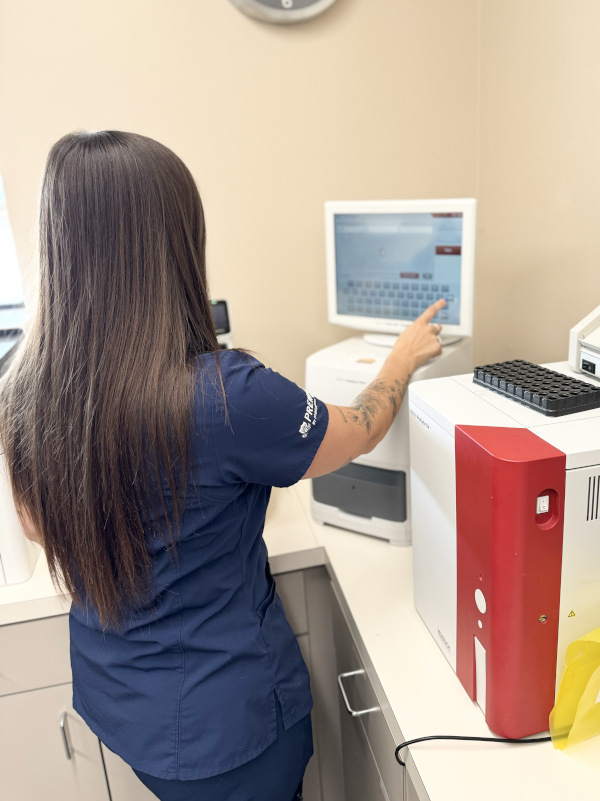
(302, 298, 446, 479)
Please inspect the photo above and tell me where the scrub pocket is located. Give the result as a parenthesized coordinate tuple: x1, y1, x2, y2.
(256, 562, 277, 622)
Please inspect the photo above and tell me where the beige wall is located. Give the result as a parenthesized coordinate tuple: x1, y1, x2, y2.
(477, 0, 600, 366)
(0, 0, 477, 385)
(6, 2, 598, 384)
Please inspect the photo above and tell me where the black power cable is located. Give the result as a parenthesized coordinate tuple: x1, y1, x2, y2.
(395, 734, 552, 766)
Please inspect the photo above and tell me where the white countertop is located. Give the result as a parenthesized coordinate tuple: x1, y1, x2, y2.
(2, 481, 600, 800)
(0, 548, 70, 625)
(267, 482, 600, 801)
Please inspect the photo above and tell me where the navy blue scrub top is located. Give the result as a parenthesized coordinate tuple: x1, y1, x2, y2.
(69, 351, 329, 781)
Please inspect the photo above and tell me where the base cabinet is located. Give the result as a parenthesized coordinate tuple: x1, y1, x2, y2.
(332, 585, 405, 801)
(101, 744, 157, 800)
(0, 615, 109, 801)
(2, 566, 409, 801)
(337, 697, 394, 801)
(405, 770, 421, 801)
(0, 682, 109, 801)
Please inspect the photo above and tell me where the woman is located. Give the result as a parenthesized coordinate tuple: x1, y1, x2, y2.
(0, 131, 445, 801)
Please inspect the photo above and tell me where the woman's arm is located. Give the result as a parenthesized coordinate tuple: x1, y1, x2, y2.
(302, 298, 446, 479)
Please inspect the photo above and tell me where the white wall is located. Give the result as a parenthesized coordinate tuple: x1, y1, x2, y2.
(476, 0, 600, 366)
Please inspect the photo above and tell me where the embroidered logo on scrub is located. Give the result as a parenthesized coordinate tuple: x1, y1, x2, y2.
(299, 392, 318, 438)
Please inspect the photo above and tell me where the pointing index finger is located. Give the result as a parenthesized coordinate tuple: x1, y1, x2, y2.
(419, 298, 447, 324)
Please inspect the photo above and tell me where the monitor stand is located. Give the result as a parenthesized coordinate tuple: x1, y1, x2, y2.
(363, 332, 464, 348)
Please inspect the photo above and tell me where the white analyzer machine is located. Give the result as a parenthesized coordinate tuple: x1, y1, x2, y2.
(568, 302, 600, 379)
(306, 197, 477, 545)
(306, 337, 472, 545)
(0, 452, 40, 586)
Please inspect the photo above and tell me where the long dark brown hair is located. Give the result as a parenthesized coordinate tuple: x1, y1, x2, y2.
(0, 131, 218, 627)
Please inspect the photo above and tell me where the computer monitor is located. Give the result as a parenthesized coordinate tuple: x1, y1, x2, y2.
(210, 299, 233, 349)
(325, 198, 476, 346)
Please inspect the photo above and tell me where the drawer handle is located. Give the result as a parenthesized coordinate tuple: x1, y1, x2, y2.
(59, 711, 72, 760)
(337, 669, 379, 717)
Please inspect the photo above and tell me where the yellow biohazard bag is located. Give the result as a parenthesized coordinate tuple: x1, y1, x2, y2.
(550, 626, 600, 750)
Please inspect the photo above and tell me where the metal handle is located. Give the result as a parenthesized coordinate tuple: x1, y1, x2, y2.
(59, 711, 72, 760)
(337, 669, 379, 717)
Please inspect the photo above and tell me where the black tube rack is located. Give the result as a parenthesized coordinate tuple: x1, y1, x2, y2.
(473, 360, 600, 416)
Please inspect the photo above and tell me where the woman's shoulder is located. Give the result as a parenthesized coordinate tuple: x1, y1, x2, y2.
(195, 348, 262, 383)
(192, 349, 265, 408)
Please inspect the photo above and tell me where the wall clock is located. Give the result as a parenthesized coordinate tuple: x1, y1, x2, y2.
(229, 0, 338, 25)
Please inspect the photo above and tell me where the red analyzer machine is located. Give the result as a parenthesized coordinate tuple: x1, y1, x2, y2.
(409, 358, 600, 739)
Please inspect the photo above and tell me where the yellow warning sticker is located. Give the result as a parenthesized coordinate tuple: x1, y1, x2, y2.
(568, 610, 576, 618)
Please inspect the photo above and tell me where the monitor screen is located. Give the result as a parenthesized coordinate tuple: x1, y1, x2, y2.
(210, 299, 230, 335)
(325, 198, 476, 343)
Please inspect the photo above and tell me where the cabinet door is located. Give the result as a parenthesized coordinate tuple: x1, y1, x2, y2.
(405, 766, 431, 801)
(337, 690, 393, 801)
(332, 591, 404, 801)
(405, 770, 420, 801)
(282, 566, 347, 801)
(0, 683, 109, 801)
(101, 744, 158, 801)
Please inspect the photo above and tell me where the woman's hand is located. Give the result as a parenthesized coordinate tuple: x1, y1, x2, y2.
(388, 298, 446, 376)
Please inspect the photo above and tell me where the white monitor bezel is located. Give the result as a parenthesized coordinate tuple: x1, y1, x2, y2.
(325, 198, 476, 341)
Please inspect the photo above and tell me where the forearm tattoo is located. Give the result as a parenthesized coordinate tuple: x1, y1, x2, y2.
(335, 378, 409, 434)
